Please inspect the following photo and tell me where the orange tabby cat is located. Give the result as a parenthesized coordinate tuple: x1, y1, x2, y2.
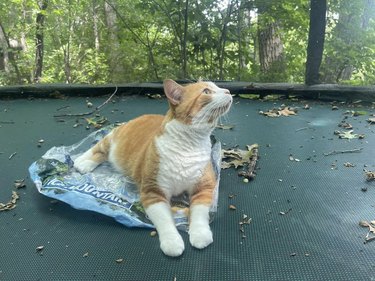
(74, 79, 232, 257)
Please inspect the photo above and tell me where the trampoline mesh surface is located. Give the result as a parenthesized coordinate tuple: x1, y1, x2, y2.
(0, 95, 374, 280)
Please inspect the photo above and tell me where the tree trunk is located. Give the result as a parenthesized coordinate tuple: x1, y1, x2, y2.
(0, 22, 10, 74)
(0, 21, 22, 83)
(92, 0, 100, 51)
(256, 0, 286, 82)
(104, 0, 123, 82)
(362, 0, 375, 29)
(34, 0, 48, 83)
(181, 0, 189, 78)
(218, 0, 234, 80)
(305, 0, 327, 85)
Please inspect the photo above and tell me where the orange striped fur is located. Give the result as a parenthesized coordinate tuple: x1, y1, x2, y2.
(74, 79, 232, 256)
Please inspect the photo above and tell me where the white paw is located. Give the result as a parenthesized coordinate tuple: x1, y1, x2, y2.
(160, 233, 185, 257)
(189, 227, 213, 249)
(74, 158, 98, 174)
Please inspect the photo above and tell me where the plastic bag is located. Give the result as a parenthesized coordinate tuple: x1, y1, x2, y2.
(29, 124, 221, 231)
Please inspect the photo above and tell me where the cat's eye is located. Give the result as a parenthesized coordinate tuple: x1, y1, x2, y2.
(202, 88, 211, 94)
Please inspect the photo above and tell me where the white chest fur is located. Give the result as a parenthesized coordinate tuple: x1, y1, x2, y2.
(155, 120, 212, 198)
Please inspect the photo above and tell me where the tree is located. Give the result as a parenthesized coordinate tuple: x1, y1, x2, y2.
(34, 0, 48, 83)
(256, 1, 287, 82)
(0, 20, 22, 83)
(305, 0, 327, 85)
(321, 0, 375, 84)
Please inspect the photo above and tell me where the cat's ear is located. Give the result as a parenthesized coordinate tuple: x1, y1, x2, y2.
(163, 79, 183, 105)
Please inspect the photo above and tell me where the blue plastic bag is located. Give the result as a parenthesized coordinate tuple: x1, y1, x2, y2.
(29, 125, 221, 230)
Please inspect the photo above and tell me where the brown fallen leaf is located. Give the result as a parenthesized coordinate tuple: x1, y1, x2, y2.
(14, 179, 26, 189)
(216, 124, 235, 130)
(259, 107, 297, 118)
(364, 170, 375, 182)
(229, 205, 237, 210)
(0, 191, 19, 211)
(336, 130, 361, 139)
(338, 122, 353, 129)
(36, 245, 44, 252)
(85, 116, 108, 129)
(359, 220, 375, 243)
(279, 107, 297, 116)
(221, 144, 259, 170)
(279, 208, 292, 215)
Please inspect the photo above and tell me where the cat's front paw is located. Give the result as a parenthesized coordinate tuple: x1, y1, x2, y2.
(160, 233, 185, 257)
(189, 227, 213, 249)
(74, 157, 98, 174)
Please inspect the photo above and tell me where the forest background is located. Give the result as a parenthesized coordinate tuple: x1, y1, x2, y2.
(0, 0, 374, 86)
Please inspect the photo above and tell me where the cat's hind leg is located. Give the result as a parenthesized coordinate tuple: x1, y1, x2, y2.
(74, 134, 112, 174)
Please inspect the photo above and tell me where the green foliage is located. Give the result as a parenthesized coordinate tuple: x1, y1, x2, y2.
(0, 0, 374, 85)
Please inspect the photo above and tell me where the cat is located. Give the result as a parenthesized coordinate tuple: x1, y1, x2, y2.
(74, 79, 232, 257)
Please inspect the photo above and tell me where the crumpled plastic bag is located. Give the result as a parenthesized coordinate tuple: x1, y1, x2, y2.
(29, 124, 222, 231)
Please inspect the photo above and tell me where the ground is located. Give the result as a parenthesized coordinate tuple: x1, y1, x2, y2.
(0, 94, 374, 280)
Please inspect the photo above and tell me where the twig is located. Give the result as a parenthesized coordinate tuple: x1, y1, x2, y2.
(0, 121, 15, 124)
(323, 148, 363, 156)
(238, 146, 259, 180)
(56, 105, 71, 111)
(295, 127, 308, 132)
(9, 152, 17, 160)
(53, 87, 118, 118)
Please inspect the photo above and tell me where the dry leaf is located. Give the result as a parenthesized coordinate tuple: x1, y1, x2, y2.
(115, 258, 124, 263)
(359, 220, 375, 243)
(352, 110, 367, 116)
(216, 124, 235, 130)
(14, 179, 26, 189)
(336, 130, 360, 139)
(229, 205, 236, 210)
(260, 107, 297, 118)
(279, 107, 297, 116)
(338, 122, 353, 129)
(36, 246, 44, 252)
(146, 93, 162, 99)
(0, 191, 19, 211)
(85, 116, 108, 129)
(83, 252, 89, 257)
(364, 170, 375, 182)
(221, 144, 258, 169)
(279, 208, 292, 215)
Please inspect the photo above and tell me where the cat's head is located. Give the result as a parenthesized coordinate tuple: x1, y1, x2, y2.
(163, 79, 232, 127)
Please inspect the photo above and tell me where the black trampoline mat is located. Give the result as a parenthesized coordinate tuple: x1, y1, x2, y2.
(0, 95, 374, 280)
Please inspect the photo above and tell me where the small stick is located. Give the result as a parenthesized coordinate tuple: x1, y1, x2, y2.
(323, 148, 363, 156)
(238, 146, 259, 180)
(0, 121, 15, 124)
(53, 87, 118, 118)
(56, 105, 71, 111)
(8, 152, 17, 160)
(295, 127, 308, 132)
